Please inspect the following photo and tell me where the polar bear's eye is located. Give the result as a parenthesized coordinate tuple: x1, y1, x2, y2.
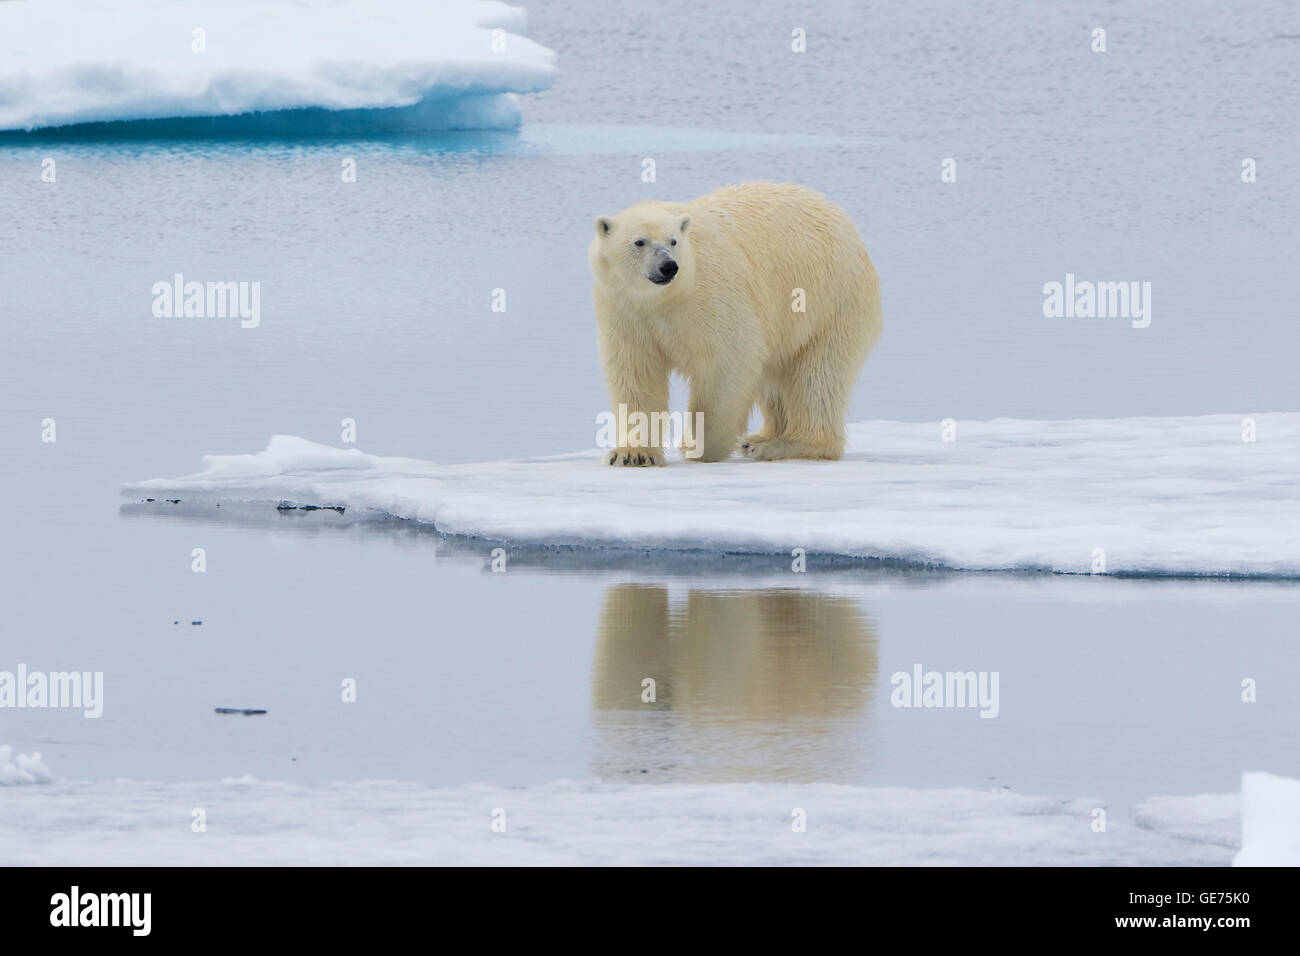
(670, 238, 677, 246)
(634, 239, 646, 247)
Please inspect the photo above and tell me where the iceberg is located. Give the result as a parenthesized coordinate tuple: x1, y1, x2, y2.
(123, 413, 1300, 577)
(0, 0, 556, 133)
(1234, 772, 1300, 866)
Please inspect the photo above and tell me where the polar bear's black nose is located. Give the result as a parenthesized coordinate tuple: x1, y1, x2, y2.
(659, 259, 678, 279)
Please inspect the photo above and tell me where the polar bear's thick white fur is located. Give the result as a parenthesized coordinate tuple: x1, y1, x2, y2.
(589, 182, 882, 464)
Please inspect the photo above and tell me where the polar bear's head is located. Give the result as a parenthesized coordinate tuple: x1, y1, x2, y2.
(589, 203, 693, 298)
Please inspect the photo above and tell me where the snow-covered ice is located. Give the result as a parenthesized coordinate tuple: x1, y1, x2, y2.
(0, 776, 1237, 866)
(0, 746, 53, 786)
(1133, 792, 1241, 851)
(1234, 772, 1300, 866)
(0, 0, 556, 132)
(7, 748, 1292, 865)
(125, 413, 1300, 577)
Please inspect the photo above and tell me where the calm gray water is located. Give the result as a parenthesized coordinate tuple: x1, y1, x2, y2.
(1, 0, 1298, 813)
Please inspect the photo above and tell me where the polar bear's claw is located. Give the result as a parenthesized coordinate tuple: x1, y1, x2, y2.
(608, 448, 661, 467)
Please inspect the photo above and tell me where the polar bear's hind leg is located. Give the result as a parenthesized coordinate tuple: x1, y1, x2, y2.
(742, 334, 859, 461)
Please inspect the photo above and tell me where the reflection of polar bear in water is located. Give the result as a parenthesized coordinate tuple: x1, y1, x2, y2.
(592, 585, 878, 718)
(591, 586, 879, 782)
(589, 182, 883, 465)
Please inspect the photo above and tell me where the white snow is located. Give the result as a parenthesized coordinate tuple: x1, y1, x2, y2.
(0, 745, 54, 786)
(0, 777, 1237, 866)
(1234, 772, 1300, 866)
(6, 749, 1290, 864)
(1134, 792, 1241, 850)
(0, 0, 556, 132)
(125, 413, 1300, 576)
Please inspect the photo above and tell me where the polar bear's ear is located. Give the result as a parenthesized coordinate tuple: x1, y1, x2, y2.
(679, 215, 692, 233)
(595, 217, 614, 238)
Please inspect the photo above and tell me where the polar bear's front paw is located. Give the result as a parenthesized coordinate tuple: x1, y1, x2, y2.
(607, 447, 663, 467)
(739, 435, 774, 459)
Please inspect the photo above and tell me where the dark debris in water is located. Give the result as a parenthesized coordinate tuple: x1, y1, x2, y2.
(214, 708, 267, 716)
(276, 501, 346, 514)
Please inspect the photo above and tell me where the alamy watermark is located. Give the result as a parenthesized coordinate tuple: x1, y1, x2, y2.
(596, 404, 705, 459)
(50, 886, 150, 936)
(152, 274, 260, 328)
(1042, 273, 1151, 329)
(890, 664, 999, 718)
(0, 665, 103, 718)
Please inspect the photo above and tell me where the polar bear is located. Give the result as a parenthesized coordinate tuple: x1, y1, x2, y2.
(589, 182, 882, 465)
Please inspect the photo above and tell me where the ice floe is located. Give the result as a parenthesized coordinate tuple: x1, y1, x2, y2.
(0, 0, 555, 132)
(0, 777, 1238, 865)
(1234, 772, 1300, 866)
(0, 745, 54, 786)
(124, 413, 1300, 577)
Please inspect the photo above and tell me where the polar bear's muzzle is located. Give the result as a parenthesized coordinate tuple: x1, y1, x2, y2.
(648, 254, 679, 285)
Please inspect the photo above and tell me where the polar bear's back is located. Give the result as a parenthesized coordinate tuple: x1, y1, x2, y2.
(684, 182, 880, 359)
(688, 182, 869, 253)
